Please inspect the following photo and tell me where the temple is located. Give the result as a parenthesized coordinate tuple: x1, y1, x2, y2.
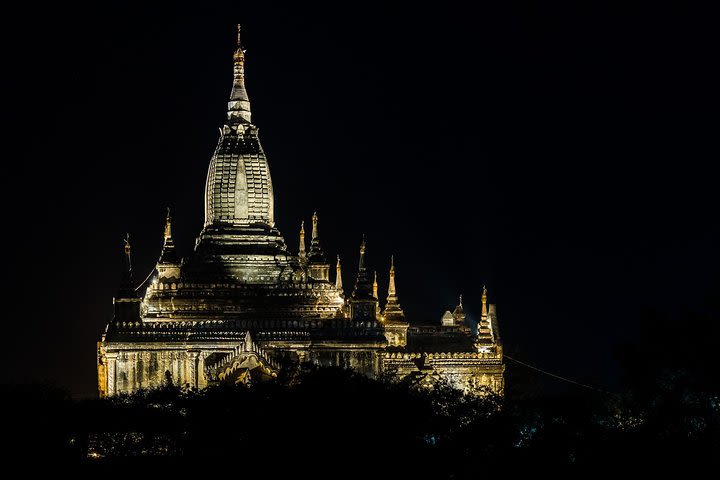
(97, 26, 504, 396)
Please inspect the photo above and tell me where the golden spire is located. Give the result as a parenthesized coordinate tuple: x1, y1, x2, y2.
(307, 211, 326, 264)
(164, 207, 172, 240)
(476, 285, 493, 342)
(299, 220, 306, 258)
(373, 271, 378, 299)
(388, 255, 396, 296)
(481, 286, 488, 317)
(125, 233, 132, 272)
(358, 234, 366, 269)
(460, 294, 463, 309)
(228, 24, 251, 124)
(312, 211, 319, 241)
(234, 23, 245, 64)
(383, 255, 404, 321)
(335, 255, 344, 294)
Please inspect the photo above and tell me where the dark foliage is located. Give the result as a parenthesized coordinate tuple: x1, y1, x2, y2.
(3, 304, 719, 474)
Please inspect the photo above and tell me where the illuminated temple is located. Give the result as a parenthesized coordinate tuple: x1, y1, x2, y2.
(97, 27, 504, 397)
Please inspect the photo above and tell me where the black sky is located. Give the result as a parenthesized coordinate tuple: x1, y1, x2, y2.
(2, 1, 717, 396)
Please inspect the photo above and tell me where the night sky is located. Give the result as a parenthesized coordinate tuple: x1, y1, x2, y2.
(2, 2, 717, 396)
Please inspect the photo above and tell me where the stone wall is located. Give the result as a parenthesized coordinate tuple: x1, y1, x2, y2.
(101, 344, 502, 396)
(101, 349, 207, 395)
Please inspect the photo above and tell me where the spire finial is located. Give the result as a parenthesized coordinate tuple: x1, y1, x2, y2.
(306, 211, 326, 265)
(481, 286, 488, 317)
(164, 207, 172, 240)
(312, 211, 319, 241)
(383, 254, 404, 320)
(122, 233, 133, 287)
(335, 255, 344, 295)
(373, 271, 379, 299)
(350, 235, 376, 318)
(228, 25, 251, 124)
(158, 209, 179, 266)
(387, 255, 397, 296)
(459, 294, 463, 308)
(299, 220, 306, 258)
(358, 235, 366, 269)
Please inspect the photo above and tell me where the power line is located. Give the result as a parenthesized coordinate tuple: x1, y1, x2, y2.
(134, 268, 155, 292)
(504, 354, 615, 395)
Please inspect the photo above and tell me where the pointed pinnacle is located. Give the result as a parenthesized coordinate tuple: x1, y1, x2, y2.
(312, 211, 319, 240)
(164, 208, 172, 239)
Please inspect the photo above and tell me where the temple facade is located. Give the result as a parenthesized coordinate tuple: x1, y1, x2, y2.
(97, 26, 504, 397)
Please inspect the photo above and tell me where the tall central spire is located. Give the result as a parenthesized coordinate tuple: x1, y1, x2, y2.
(228, 24, 251, 124)
(203, 25, 275, 228)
